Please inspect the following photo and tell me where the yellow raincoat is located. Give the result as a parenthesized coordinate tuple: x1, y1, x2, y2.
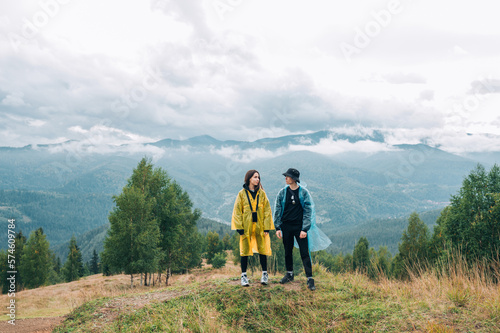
(231, 187, 274, 256)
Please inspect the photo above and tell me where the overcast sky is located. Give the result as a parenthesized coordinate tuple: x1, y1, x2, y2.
(1, 0, 499, 153)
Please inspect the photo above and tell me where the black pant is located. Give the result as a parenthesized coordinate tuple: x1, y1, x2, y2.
(241, 254, 267, 273)
(282, 224, 312, 277)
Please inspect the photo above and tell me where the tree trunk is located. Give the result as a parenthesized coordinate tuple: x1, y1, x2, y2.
(144, 272, 148, 286)
(166, 267, 171, 286)
(130, 274, 133, 288)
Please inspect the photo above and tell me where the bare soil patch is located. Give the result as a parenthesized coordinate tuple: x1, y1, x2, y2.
(0, 316, 64, 333)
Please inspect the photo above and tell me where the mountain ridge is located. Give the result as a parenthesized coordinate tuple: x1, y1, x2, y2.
(0, 129, 498, 258)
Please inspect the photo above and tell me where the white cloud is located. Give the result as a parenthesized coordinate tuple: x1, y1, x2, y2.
(66, 124, 160, 147)
(328, 126, 377, 138)
(47, 140, 167, 161)
(436, 132, 500, 154)
(453, 45, 469, 55)
(1, 92, 27, 107)
(383, 72, 427, 84)
(210, 146, 286, 163)
(27, 119, 45, 127)
(0, 0, 499, 153)
(289, 138, 394, 155)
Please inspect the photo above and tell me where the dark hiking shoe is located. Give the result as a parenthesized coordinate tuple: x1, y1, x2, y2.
(280, 273, 294, 284)
(307, 278, 316, 291)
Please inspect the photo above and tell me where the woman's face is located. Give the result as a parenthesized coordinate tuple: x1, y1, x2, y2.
(250, 172, 260, 187)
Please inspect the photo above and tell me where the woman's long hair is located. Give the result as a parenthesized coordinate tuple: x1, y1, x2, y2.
(244, 169, 263, 189)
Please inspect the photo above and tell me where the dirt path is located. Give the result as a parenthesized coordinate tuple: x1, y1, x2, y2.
(0, 289, 190, 333)
(88, 289, 191, 331)
(0, 316, 64, 333)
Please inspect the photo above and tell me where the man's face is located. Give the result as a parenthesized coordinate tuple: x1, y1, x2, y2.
(285, 176, 294, 185)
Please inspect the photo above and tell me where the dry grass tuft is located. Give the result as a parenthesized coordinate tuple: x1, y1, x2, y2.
(378, 253, 500, 325)
(425, 321, 455, 333)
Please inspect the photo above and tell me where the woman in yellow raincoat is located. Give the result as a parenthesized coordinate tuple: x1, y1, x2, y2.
(231, 169, 274, 286)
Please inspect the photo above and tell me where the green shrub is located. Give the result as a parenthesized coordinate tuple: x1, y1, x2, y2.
(211, 252, 227, 269)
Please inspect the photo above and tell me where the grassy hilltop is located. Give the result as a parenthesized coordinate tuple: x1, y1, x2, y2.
(1, 255, 499, 332)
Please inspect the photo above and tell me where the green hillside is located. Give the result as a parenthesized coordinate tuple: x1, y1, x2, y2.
(0, 189, 113, 248)
(52, 224, 109, 263)
(325, 209, 443, 255)
(52, 265, 500, 333)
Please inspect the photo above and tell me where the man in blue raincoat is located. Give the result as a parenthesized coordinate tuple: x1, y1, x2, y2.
(274, 168, 331, 291)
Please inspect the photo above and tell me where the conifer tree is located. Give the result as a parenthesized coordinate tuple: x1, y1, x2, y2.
(90, 249, 100, 274)
(62, 236, 84, 282)
(400, 212, 429, 264)
(0, 250, 8, 294)
(375, 246, 392, 277)
(332, 252, 347, 273)
(0, 232, 28, 292)
(19, 228, 51, 289)
(206, 231, 222, 265)
(353, 237, 369, 272)
(83, 262, 91, 277)
(48, 254, 63, 285)
(222, 233, 231, 250)
(13, 232, 26, 290)
(393, 212, 429, 279)
(53, 255, 62, 275)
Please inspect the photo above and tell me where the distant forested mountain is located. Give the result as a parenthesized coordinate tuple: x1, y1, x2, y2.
(0, 130, 497, 258)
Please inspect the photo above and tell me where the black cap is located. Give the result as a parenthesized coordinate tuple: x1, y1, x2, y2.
(282, 168, 300, 183)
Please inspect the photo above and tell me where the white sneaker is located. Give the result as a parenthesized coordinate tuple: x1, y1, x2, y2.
(241, 274, 249, 287)
(261, 272, 269, 285)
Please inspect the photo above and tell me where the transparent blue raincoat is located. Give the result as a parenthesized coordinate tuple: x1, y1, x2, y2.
(274, 185, 332, 252)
